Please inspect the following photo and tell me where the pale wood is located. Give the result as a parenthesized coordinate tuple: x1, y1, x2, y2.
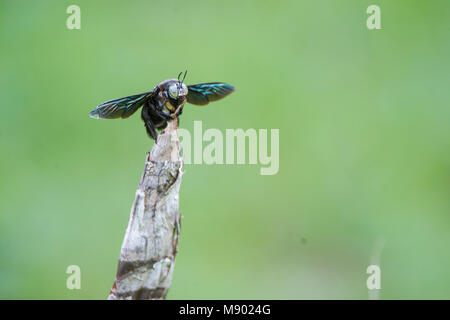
(108, 120, 183, 300)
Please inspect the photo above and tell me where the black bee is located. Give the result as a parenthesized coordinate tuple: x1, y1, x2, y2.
(89, 71, 235, 140)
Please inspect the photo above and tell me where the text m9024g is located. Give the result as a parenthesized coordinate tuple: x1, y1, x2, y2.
(223, 304, 270, 315)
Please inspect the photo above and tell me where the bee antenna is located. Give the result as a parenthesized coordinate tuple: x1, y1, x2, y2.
(182, 70, 187, 84)
(177, 72, 183, 82)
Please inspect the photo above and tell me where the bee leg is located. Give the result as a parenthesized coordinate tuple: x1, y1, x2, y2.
(156, 121, 168, 131)
(153, 101, 174, 121)
(144, 120, 158, 140)
(141, 104, 158, 140)
(155, 110, 173, 121)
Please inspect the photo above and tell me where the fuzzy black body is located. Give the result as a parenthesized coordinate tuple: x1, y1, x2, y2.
(141, 79, 187, 140)
(89, 75, 235, 141)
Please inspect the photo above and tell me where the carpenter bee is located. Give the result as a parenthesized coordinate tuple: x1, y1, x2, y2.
(89, 71, 235, 140)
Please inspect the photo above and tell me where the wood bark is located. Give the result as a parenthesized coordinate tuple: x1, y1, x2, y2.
(108, 120, 183, 300)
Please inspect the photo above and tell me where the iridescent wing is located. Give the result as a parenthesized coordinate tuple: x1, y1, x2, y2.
(187, 82, 235, 106)
(89, 91, 155, 119)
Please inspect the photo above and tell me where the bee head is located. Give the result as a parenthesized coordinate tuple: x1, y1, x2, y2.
(167, 70, 188, 100)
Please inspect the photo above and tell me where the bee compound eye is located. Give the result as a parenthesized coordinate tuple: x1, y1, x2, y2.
(168, 84, 178, 98)
(181, 83, 188, 95)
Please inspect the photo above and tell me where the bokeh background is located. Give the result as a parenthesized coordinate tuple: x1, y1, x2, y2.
(1, 0, 449, 299)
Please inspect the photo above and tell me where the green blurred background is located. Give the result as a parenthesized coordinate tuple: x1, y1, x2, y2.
(1, 0, 449, 299)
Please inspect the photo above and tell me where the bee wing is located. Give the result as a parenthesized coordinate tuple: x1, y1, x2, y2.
(187, 82, 235, 106)
(89, 90, 155, 119)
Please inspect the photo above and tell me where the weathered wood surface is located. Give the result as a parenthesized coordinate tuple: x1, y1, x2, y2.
(108, 120, 183, 300)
